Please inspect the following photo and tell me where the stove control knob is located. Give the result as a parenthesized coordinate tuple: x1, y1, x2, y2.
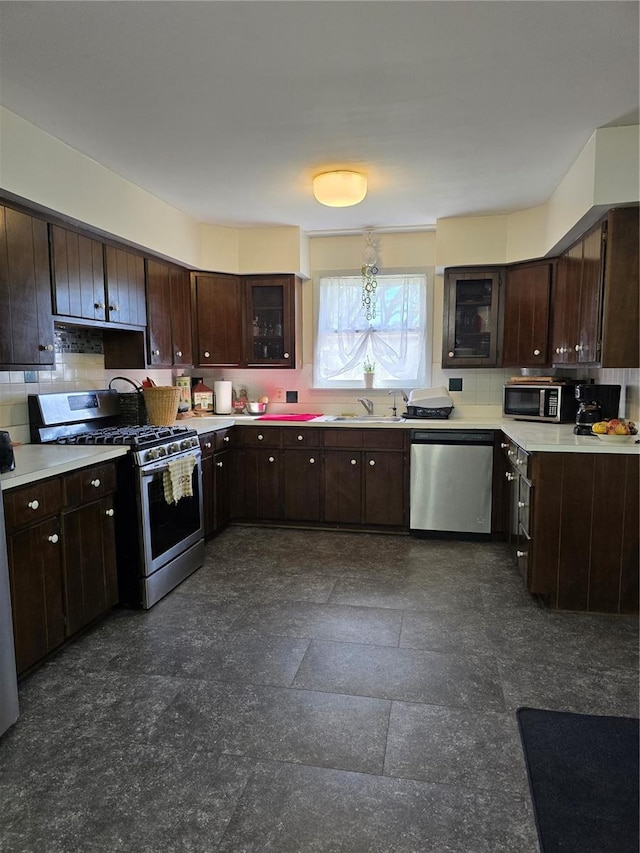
(181, 438, 193, 450)
(169, 442, 180, 454)
(157, 446, 168, 458)
(145, 448, 158, 461)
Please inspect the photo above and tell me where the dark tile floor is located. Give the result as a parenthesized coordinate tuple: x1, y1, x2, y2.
(1, 527, 638, 852)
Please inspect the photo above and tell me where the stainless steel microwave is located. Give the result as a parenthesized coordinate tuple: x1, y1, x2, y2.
(502, 383, 579, 423)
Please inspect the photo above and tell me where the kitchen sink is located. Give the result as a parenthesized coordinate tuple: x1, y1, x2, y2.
(325, 415, 405, 423)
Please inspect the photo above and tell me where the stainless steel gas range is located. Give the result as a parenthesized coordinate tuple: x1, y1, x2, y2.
(28, 390, 204, 609)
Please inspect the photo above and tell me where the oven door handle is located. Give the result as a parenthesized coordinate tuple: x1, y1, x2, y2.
(140, 456, 201, 477)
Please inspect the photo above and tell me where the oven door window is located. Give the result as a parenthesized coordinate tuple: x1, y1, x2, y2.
(143, 465, 202, 561)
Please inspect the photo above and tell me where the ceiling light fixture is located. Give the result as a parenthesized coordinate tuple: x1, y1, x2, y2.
(313, 171, 367, 207)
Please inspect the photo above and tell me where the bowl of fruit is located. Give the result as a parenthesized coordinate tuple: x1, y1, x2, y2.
(591, 419, 638, 442)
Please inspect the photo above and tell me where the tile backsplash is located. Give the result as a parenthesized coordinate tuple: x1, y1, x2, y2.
(1, 334, 638, 445)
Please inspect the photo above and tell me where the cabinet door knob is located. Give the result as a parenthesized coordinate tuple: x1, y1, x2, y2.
(518, 501, 525, 508)
(369, 459, 376, 466)
(216, 461, 223, 468)
(309, 457, 315, 464)
(283, 352, 290, 359)
(500, 442, 509, 450)
(204, 351, 210, 358)
(105, 508, 115, 517)
(109, 303, 120, 312)
(152, 349, 160, 356)
(39, 344, 54, 352)
(533, 349, 541, 356)
(175, 350, 182, 358)
(94, 301, 105, 310)
(224, 436, 230, 442)
(268, 456, 275, 463)
(257, 434, 264, 441)
(48, 533, 59, 544)
(28, 499, 40, 510)
(204, 442, 212, 449)
(297, 435, 304, 441)
(350, 459, 357, 465)
(575, 344, 583, 352)
(516, 550, 526, 558)
(448, 351, 455, 358)
(91, 479, 101, 488)
(505, 472, 515, 481)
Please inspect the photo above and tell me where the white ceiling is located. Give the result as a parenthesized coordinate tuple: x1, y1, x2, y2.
(0, 1, 638, 235)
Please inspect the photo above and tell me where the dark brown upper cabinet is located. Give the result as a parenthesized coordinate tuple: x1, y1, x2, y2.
(502, 261, 552, 368)
(104, 245, 147, 328)
(146, 259, 193, 368)
(192, 272, 244, 368)
(551, 206, 638, 368)
(50, 224, 106, 323)
(0, 206, 55, 370)
(442, 268, 503, 368)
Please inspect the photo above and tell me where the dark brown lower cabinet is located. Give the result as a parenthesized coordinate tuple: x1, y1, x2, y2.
(235, 448, 283, 521)
(61, 496, 118, 636)
(283, 449, 322, 522)
(7, 517, 65, 675)
(214, 449, 232, 530)
(323, 451, 362, 524)
(518, 451, 638, 613)
(363, 450, 406, 527)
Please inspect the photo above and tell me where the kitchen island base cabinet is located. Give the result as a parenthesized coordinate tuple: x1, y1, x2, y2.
(4, 461, 119, 675)
(506, 448, 639, 614)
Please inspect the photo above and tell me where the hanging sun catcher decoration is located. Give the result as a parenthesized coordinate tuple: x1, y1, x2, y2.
(361, 229, 379, 321)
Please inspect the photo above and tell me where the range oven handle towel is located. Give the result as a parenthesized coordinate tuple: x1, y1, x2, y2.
(162, 454, 197, 505)
(108, 377, 149, 426)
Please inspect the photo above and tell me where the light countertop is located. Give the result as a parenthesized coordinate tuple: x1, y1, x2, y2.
(1, 415, 637, 492)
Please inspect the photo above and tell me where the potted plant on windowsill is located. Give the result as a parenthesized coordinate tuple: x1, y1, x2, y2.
(363, 357, 375, 389)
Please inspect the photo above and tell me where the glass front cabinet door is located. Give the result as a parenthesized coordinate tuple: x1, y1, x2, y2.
(442, 268, 503, 367)
(243, 275, 299, 368)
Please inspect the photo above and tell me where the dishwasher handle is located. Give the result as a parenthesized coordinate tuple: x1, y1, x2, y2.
(411, 429, 495, 445)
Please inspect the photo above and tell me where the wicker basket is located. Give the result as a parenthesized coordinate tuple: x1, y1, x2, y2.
(142, 386, 182, 426)
(109, 376, 149, 426)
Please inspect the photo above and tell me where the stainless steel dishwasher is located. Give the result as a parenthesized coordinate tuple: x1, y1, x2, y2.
(410, 429, 494, 535)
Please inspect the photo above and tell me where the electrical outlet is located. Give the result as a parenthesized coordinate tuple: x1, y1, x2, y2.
(286, 391, 298, 404)
(448, 378, 463, 392)
(275, 388, 285, 402)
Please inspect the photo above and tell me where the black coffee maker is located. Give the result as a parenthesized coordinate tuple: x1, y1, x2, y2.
(574, 384, 621, 435)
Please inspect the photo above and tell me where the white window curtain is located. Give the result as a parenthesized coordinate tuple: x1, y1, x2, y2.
(314, 273, 429, 388)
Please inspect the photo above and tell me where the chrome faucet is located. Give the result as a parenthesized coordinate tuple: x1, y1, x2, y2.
(357, 397, 374, 415)
(387, 389, 408, 417)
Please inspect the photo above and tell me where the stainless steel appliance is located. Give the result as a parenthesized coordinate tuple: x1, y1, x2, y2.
(0, 474, 19, 736)
(410, 430, 494, 535)
(28, 390, 204, 609)
(503, 381, 582, 423)
(573, 384, 621, 435)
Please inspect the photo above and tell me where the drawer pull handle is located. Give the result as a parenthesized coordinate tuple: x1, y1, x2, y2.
(309, 457, 315, 464)
(505, 472, 515, 481)
(516, 549, 526, 558)
(297, 435, 304, 441)
(105, 508, 115, 517)
(204, 351, 210, 358)
(518, 501, 525, 508)
(369, 459, 375, 466)
(91, 479, 101, 488)
(257, 434, 264, 441)
(175, 350, 182, 358)
(224, 436, 230, 442)
(152, 349, 160, 356)
(500, 442, 509, 449)
(350, 459, 357, 466)
(48, 533, 59, 544)
(204, 442, 212, 449)
(268, 456, 275, 463)
(28, 500, 40, 510)
(216, 461, 223, 468)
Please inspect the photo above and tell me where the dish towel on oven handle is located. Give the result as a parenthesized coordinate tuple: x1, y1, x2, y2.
(163, 454, 197, 504)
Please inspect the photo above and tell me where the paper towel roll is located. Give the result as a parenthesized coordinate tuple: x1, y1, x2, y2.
(214, 380, 233, 414)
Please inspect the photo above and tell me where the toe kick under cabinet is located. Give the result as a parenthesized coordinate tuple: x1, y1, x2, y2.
(4, 461, 119, 675)
(502, 441, 639, 613)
